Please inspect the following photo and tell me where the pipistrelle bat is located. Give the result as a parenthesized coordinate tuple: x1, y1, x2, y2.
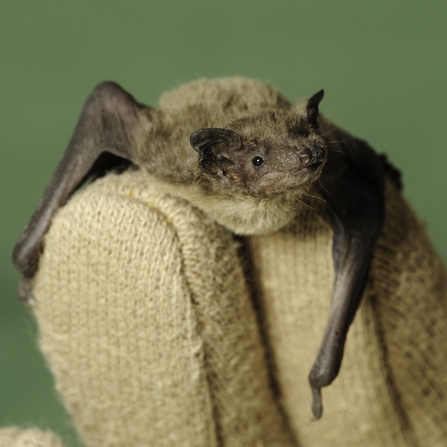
(12, 77, 401, 419)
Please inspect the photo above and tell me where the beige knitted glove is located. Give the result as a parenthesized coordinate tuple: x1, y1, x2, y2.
(31, 169, 295, 447)
(7, 169, 446, 447)
(247, 179, 447, 446)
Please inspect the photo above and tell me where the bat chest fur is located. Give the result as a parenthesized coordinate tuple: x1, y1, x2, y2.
(193, 191, 299, 235)
(142, 171, 299, 235)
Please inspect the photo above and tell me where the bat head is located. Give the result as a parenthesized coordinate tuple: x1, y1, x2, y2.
(190, 90, 327, 196)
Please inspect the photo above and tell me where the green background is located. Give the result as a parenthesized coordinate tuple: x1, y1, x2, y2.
(1, 2, 446, 446)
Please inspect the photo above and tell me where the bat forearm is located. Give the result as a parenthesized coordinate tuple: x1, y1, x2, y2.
(12, 140, 99, 278)
(12, 82, 150, 304)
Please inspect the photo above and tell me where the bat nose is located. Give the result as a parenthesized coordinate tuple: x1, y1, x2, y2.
(299, 146, 325, 166)
(312, 146, 325, 161)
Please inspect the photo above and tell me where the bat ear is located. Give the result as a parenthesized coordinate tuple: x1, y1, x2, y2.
(306, 89, 324, 129)
(190, 128, 242, 175)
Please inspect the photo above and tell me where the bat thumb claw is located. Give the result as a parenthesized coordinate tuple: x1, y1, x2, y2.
(311, 387, 323, 419)
(18, 277, 36, 307)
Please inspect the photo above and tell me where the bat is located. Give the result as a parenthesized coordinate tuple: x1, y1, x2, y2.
(12, 77, 401, 419)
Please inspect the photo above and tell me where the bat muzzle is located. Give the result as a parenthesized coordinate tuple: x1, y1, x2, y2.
(298, 146, 326, 169)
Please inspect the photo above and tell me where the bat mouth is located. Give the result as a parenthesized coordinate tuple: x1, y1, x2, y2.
(303, 161, 323, 172)
(293, 160, 324, 175)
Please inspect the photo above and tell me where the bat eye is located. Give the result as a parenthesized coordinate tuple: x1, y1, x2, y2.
(252, 156, 264, 167)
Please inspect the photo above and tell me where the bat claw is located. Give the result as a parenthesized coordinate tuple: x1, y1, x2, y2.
(18, 277, 36, 307)
(311, 387, 323, 419)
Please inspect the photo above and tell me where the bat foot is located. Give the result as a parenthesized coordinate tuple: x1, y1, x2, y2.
(18, 277, 36, 307)
(311, 387, 323, 419)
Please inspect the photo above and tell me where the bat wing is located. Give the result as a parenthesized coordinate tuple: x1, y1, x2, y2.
(309, 131, 387, 418)
(12, 82, 151, 304)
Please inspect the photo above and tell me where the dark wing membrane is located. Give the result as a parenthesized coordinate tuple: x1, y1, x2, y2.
(12, 82, 151, 303)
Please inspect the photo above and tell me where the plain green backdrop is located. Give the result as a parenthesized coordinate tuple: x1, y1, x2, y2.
(1, 1, 446, 446)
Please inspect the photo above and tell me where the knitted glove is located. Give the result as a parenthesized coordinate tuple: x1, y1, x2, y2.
(31, 169, 295, 447)
(6, 169, 447, 447)
(247, 179, 447, 446)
